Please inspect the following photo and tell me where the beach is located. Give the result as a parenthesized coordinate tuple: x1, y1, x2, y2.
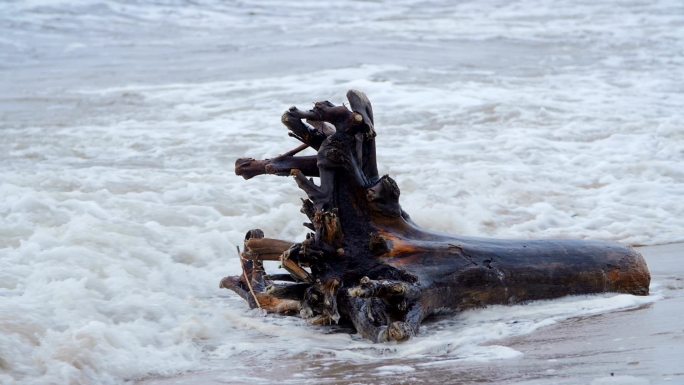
(1, 1, 683, 384)
(138, 243, 684, 385)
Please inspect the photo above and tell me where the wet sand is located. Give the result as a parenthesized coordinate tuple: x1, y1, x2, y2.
(137, 243, 683, 385)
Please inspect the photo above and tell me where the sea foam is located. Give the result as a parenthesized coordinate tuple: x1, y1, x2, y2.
(1, 0, 682, 384)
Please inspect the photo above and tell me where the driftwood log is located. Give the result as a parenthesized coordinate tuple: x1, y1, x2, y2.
(220, 90, 651, 342)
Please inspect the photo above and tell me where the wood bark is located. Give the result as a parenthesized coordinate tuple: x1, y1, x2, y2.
(220, 90, 651, 342)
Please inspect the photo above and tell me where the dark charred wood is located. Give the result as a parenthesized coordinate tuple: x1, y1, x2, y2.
(281, 110, 329, 149)
(264, 274, 298, 282)
(220, 90, 651, 342)
(235, 156, 319, 180)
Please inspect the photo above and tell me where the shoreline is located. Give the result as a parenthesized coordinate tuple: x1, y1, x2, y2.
(137, 242, 683, 385)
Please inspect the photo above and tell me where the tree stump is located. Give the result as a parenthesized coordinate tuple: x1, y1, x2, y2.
(220, 90, 650, 342)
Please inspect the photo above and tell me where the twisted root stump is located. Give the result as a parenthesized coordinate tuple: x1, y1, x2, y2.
(220, 90, 650, 342)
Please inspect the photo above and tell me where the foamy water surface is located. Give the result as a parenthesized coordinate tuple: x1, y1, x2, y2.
(1, 1, 683, 384)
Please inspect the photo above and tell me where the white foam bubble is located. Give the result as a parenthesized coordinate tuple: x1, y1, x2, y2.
(375, 364, 416, 375)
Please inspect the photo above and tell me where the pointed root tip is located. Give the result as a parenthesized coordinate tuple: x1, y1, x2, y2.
(219, 276, 239, 289)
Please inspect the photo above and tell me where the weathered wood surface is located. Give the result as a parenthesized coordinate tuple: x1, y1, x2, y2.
(220, 90, 650, 342)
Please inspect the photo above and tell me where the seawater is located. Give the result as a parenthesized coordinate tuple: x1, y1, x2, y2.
(1, 1, 682, 384)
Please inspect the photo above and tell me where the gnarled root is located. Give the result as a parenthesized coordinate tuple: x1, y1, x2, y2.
(219, 229, 301, 315)
(220, 90, 650, 342)
(221, 227, 425, 341)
